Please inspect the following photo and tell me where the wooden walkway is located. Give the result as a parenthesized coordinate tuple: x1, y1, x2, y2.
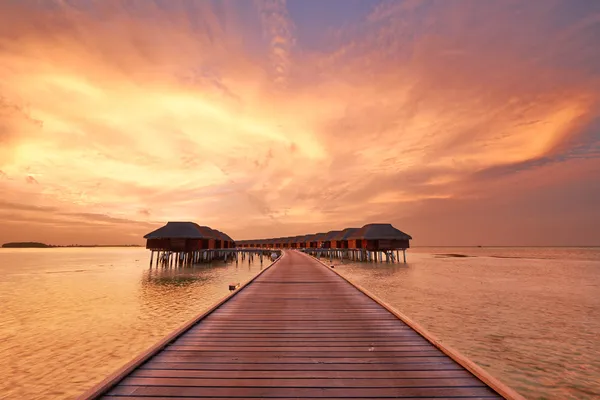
(82, 250, 522, 399)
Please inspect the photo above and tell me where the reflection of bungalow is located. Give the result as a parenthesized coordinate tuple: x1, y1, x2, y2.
(347, 223, 412, 250)
(330, 228, 359, 249)
(144, 222, 216, 251)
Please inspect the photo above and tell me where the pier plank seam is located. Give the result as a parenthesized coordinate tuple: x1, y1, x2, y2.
(79, 250, 520, 399)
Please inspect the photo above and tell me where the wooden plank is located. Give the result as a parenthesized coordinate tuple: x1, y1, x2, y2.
(140, 362, 462, 371)
(151, 355, 452, 364)
(158, 349, 445, 357)
(119, 376, 485, 388)
(80, 250, 519, 400)
(106, 386, 500, 397)
(131, 369, 474, 379)
(167, 345, 434, 351)
(173, 340, 425, 346)
(104, 397, 502, 400)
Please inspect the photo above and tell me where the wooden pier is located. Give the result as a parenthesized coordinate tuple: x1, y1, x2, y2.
(79, 250, 523, 400)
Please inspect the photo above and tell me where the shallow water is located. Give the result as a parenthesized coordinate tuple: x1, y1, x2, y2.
(0, 248, 267, 399)
(331, 247, 600, 400)
(1, 247, 599, 399)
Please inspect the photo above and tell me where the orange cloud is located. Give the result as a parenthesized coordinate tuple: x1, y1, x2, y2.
(0, 0, 598, 245)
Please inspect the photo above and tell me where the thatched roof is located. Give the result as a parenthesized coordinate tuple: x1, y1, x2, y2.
(297, 235, 311, 242)
(348, 223, 412, 240)
(214, 230, 235, 243)
(195, 225, 220, 239)
(313, 232, 328, 241)
(144, 222, 210, 239)
(293, 235, 306, 243)
(303, 234, 317, 242)
(330, 228, 359, 241)
(323, 230, 342, 241)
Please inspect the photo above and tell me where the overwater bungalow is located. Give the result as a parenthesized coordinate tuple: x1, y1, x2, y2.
(301, 234, 315, 248)
(295, 234, 308, 248)
(144, 222, 235, 252)
(347, 223, 412, 250)
(214, 230, 235, 249)
(314, 232, 330, 248)
(284, 237, 296, 248)
(144, 222, 207, 252)
(290, 235, 304, 249)
(321, 230, 342, 249)
(330, 227, 359, 249)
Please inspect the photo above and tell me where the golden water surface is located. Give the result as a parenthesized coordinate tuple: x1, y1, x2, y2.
(0, 248, 266, 399)
(334, 247, 600, 400)
(1, 247, 598, 399)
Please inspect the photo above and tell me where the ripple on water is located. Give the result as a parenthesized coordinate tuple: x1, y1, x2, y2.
(0, 248, 268, 400)
(329, 249, 600, 400)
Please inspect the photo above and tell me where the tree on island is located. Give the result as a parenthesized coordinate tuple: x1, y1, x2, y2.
(1, 242, 142, 248)
(2, 242, 51, 248)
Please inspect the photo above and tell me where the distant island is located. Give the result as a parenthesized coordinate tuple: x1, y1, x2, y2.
(2, 242, 142, 248)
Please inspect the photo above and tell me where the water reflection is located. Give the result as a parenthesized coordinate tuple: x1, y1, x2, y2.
(0, 248, 269, 400)
(143, 263, 227, 286)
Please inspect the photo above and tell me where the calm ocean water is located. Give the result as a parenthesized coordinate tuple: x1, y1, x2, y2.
(0, 248, 267, 399)
(0, 247, 598, 399)
(333, 247, 600, 400)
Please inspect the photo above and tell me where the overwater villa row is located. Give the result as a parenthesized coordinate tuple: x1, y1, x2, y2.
(144, 222, 412, 265)
(144, 222, 411, 252)
(237, 223, 411, 251)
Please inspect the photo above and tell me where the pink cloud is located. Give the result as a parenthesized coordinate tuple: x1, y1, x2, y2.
(0, 1, 598, 245)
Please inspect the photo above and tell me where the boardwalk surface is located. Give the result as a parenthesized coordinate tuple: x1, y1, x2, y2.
(98, 250, 504, 399)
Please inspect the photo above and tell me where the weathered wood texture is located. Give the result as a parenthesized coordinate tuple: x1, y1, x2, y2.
(94, 251, 507, 399)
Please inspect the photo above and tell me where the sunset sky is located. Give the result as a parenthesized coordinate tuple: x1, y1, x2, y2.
(1, 0, 599, 246)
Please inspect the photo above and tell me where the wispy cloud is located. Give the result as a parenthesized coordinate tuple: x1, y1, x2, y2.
(254, 0, 296, 86)
(0, 0, 598, 245)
